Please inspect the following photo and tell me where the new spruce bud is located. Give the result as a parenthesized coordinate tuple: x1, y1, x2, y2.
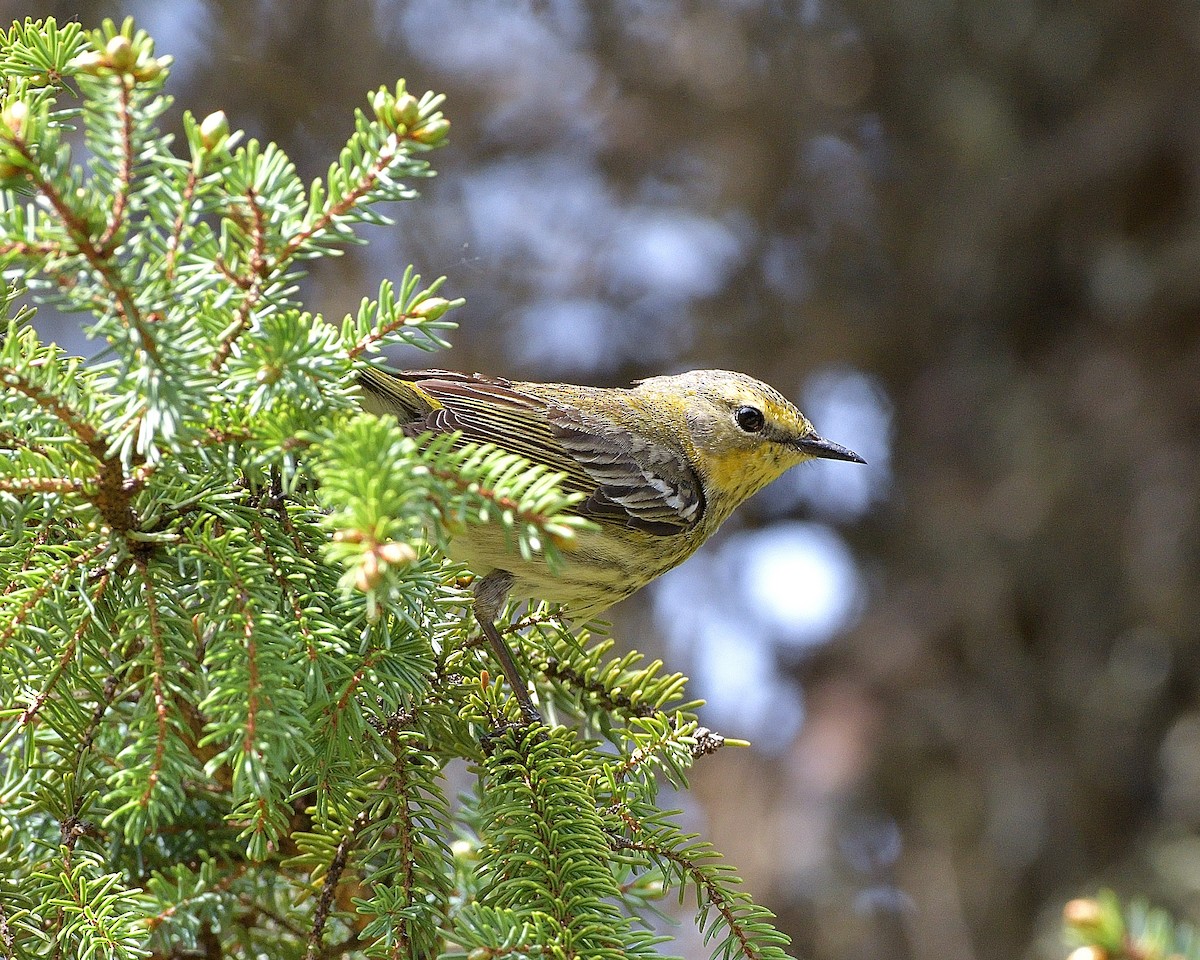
(411, 117, 450, 145)
(371, 89, 392, 125)
(133, 56, 166, 82)
(354, 551, 382, 592)
(395, 92, 421, 128)
(1063, 899, 1103, 932)
(1, 101, 29, 140)
(105, 35, 135, 72)
(199, 111, 229, 151)
(409, 297, 451, 321)
(378, 541, 417, 566)
(70, 50, 107, 75)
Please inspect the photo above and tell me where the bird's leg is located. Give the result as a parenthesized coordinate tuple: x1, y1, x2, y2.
(473, 570, 542, 724)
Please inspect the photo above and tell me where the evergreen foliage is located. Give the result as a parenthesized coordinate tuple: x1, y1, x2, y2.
(1063, 891, 1200, 960)
(0, 17, 794, 960)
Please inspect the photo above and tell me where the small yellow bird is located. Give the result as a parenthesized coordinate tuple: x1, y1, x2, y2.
(358, 365, 864, 721)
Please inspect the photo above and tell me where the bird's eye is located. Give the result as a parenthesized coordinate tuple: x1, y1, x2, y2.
(735, 405, 765, 433)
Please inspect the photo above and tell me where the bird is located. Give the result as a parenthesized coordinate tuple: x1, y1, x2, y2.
(357, 365, 865, 722)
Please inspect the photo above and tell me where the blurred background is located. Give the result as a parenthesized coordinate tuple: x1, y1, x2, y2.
(10, 0, 1200, 957)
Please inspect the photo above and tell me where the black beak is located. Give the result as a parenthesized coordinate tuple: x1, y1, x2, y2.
(794, 433, 866, 464)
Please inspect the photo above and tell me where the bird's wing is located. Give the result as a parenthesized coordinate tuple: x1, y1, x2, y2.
(548, 408, 704, 535)
(357, 367, 703, 535)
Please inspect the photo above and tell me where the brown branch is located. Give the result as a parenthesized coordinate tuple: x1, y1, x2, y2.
(377, 725, 425, 960)
(79, 629, 144, 758)
(0, 366, 106, 458)
(347, 310, 418, 360)
(209, 189, 269, 373)
(199, 922, 221, 960)
(201, 427, 253, 446)
(43, 623, 142, 958)
(164, 168, 198, 281)
(329, 649, 387, 727)
(602, 727, 695, 799)
(305, 810, 370, 960)
(542, 657, 657, 719)
(13, 136, 154, 356)
(280, 134, 404, 265)
(607, 832, 764, 960)
(240, 593, 260, 755)
(500, 610, 562, 636)
(177, 541, 270, 798)
(0, 429, 52, 459)
(53, 860, 132, 955)
(136, 558, 169, 809)
(0, 541, 107, 653)
(95, 79, 134, 253)
(1, 537, 42, 599)
(0, 368, 141, 536)
(212, 133, 412, 372)
(235, 889, 310, 939)
(16, 570, 110, 728)
(0, 238, 62, 259)
(428, 463, 566, 533)
(0, 477, 86, 496)
(145, 860, 246, 935)
(210, 251, 253, 290)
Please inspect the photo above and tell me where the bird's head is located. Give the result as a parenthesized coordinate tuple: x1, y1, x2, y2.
(634, 369, 864, 507)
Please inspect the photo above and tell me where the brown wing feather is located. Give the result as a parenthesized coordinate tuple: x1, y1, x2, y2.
(548, 409, 704, 534)
(357, 367, 704, 535)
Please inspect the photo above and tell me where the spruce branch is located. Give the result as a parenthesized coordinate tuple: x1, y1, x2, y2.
(0, 476, 86, 496)
(1062, 891, 1200, 960)
(208, 179, 271, 372)
(0, 540, 108, 654)
(135, 557, 169, 812)
(78, 633, 145, 759)
(0, 355, 144, 537)
(0, 362, 108, 458)
(4, 91, 158, 364)
(161, 155, 198, 282)
(344, 273, 458, 359)
(607, 827, 790, 960)
(15, 569, 108, 730)
(305, 809, 369, 960)
(93, 75, 133, 253)
(0, 17, 799, 960)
